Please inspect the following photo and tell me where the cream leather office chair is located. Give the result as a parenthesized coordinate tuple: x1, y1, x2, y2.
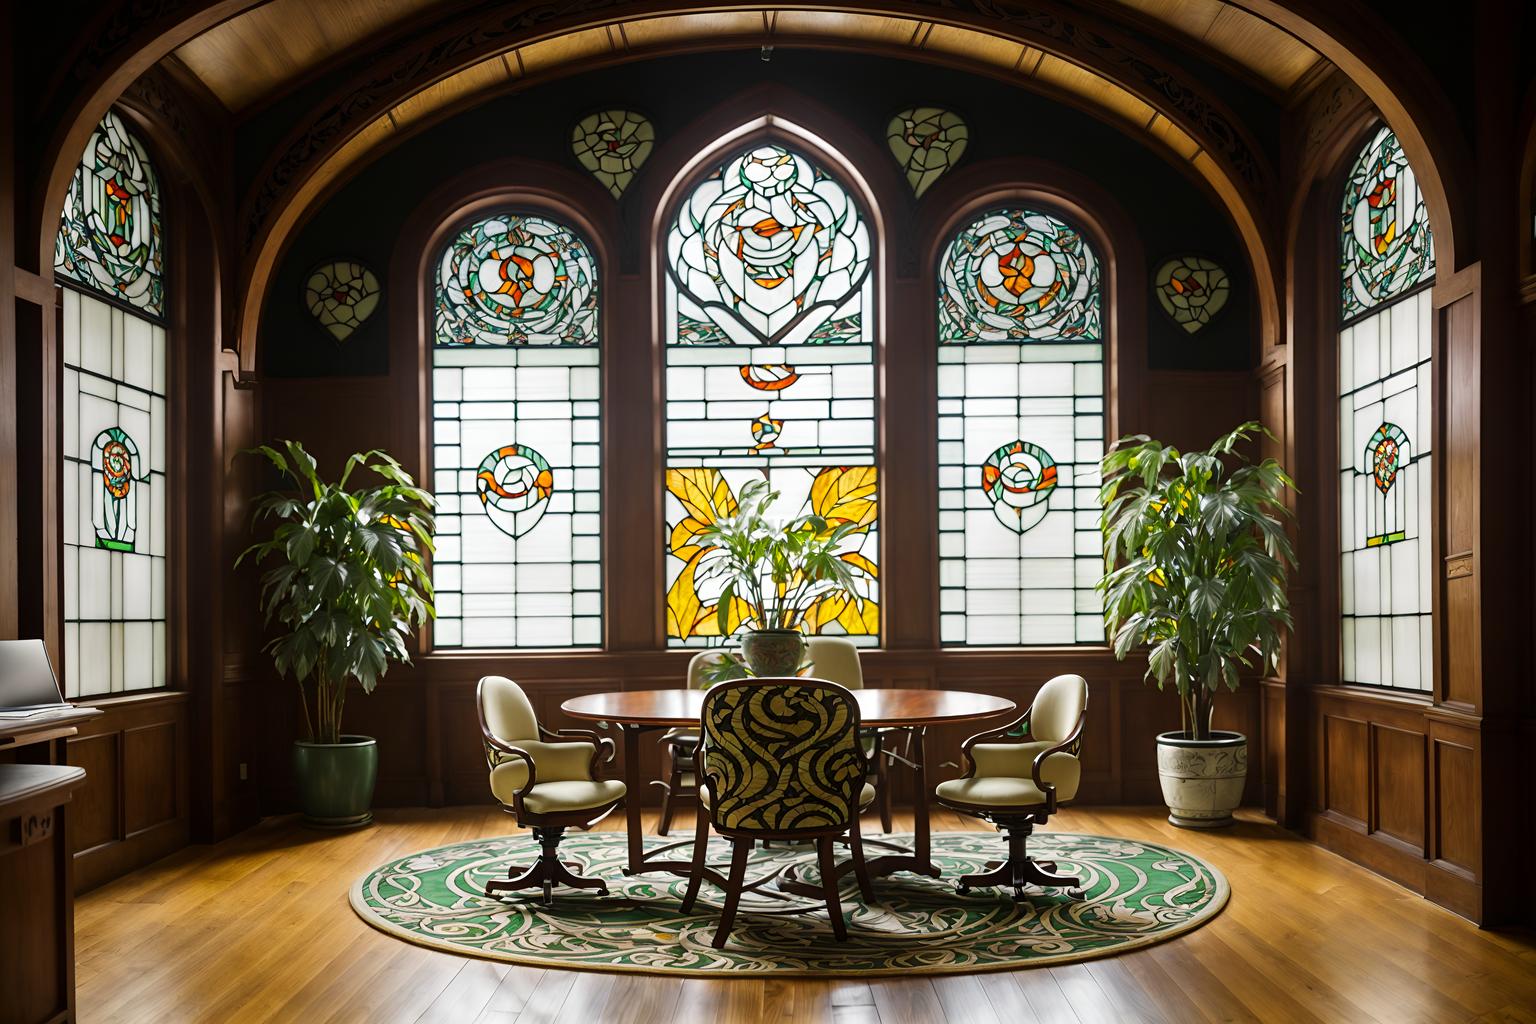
(478, 675, 626, 904)
(655, 651, 722, 835)
(934, 673, 1088, 900)
(806, 636, 895, 831)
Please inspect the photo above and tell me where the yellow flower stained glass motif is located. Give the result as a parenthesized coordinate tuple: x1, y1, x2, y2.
(663, 466, 879, 643)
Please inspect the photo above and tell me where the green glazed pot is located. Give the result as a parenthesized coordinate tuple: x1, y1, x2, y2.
(292, 735, 378, 829)
(741, 628, 805, 678)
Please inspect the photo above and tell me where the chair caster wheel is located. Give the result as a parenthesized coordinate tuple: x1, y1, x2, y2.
(1066, 889, 1085, 900)
(955, 884, 971, 896)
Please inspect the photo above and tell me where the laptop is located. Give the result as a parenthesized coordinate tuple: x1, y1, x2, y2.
(0, 638, 71, 717)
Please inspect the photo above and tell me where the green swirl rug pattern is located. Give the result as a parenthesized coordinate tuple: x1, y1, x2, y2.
(350, 831, 1228, 976)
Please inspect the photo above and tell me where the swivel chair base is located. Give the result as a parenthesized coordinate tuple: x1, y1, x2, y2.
(953, 814, 1084, 901)
(485, 825, 609, 905)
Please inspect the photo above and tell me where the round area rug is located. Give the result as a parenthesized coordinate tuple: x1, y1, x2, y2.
(350, 831, 1227, 976)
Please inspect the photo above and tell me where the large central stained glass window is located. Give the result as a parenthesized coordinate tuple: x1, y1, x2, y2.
(663, 144, 879, 645)
(937, 208, 1105, 646)
(1337, 125, 1434, 691)
(431, 213, 601, 648)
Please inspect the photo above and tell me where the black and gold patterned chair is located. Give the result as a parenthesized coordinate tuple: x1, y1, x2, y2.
(477, 675, 626, 905)
(805, 636, 903, 832)
(680, 677, 874, 948)
(935, 673, 1088, 901)
(658, 644, 889, 836)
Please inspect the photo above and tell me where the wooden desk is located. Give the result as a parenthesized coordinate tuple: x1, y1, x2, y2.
(0, 709, 100, 1024)
(561, 688, 1015, 888)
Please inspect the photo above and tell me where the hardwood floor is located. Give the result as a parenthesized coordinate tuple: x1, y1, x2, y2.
(74, 806, 1536, 1023)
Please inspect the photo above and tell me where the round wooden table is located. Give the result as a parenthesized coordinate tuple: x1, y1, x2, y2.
(561, 688, 1016, 886)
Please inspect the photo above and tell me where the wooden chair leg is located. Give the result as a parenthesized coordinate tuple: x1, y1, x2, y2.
(817, 836, 848, 942)
(876, 742, 893, 834)
(847, 815, 876, 903)
(711, 837, 752, 949)
(680, 800, 710, 913)
(657, 760, 679, 837)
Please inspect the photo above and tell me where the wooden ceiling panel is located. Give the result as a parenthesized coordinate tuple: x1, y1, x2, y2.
(173, 1, 1324, 113)
(174, 0, 449, 112)
(389, 55, 511, 130)
(620, 12, 764, 48)
(772, 11, 920, 47)
(921, 24, 1028, 70)
(1202, 6, 1323, 89)
(1100, 0, 1322, 90)
(1034, 55, 1156, 127)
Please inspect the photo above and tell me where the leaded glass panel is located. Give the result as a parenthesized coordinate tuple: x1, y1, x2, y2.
(54, 110, 164, 318)
(1338, 287, 1433, 691)
(664, 144, 878, 646)
(431, 213, 601, 649)
(62, 289, 167, 696)
(571, 110, 654, 198)
(1340, 126, 1434, 322)
(886, 107, 968, 197)
(937, 208, 1104, 646)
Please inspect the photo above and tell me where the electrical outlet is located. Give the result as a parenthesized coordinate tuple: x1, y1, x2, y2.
(239, 762, 248, 781)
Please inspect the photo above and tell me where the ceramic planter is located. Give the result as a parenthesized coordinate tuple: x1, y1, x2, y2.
(1155, 730, 1247, 829)
(292, 734, 378, 829)
(740, 628, 805, 677)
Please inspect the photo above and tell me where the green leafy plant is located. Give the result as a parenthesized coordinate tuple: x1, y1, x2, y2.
(1098, 422, 1296, 740)
(698, 479, 869, 635)
(237, 441, 435, 745)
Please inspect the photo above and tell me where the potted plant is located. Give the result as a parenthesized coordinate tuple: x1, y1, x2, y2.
(697, 478, 871, 676)
(1098, 421, 1295, 829)
(238, 441, 435, 828)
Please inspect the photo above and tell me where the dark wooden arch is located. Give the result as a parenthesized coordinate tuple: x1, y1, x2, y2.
(1237, 0, 1470, 275)
(225, 5, 1280, 375)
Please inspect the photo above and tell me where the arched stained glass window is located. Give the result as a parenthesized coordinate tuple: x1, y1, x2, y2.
(937, 208, 1105, 646)
(55, 109, 164, 318)
(1337, 125, 1435, 691)
(663, 144, 879, 645)
(56, 109, 168, 696)
(430, 212, 602, 648)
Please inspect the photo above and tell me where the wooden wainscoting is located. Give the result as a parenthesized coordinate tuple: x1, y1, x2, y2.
(66, 691, 191, 892)
(1309, 684, 1482, 919)
(250, 649, 1264, 816)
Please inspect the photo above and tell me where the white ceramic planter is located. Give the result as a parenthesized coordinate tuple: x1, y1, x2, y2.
(1155, 731, 1247, 829)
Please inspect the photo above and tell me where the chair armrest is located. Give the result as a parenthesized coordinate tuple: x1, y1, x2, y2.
(956, 712, 1034, 778)
(538, 723, 616, 775)
(481, 728, 538, 814)
(1029, 708, 1086, 813)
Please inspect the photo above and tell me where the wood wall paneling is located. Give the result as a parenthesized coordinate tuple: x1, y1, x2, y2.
(65, 733, 118, 853)
(1369, 724, 1425, 849)
(122, 722, 178, 834)
(1322, 714, 1368, 825)
(1431, 732, 1477, 872)
(66, 694, 191, 892)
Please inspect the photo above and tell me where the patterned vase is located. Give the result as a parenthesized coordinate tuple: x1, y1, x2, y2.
(1155, 731, 1247, 829)
(740, 629, 805, 678)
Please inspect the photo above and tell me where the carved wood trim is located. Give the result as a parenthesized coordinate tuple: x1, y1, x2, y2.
(1444, 553, 1474, 579)
(237, 0, 1274, 257)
